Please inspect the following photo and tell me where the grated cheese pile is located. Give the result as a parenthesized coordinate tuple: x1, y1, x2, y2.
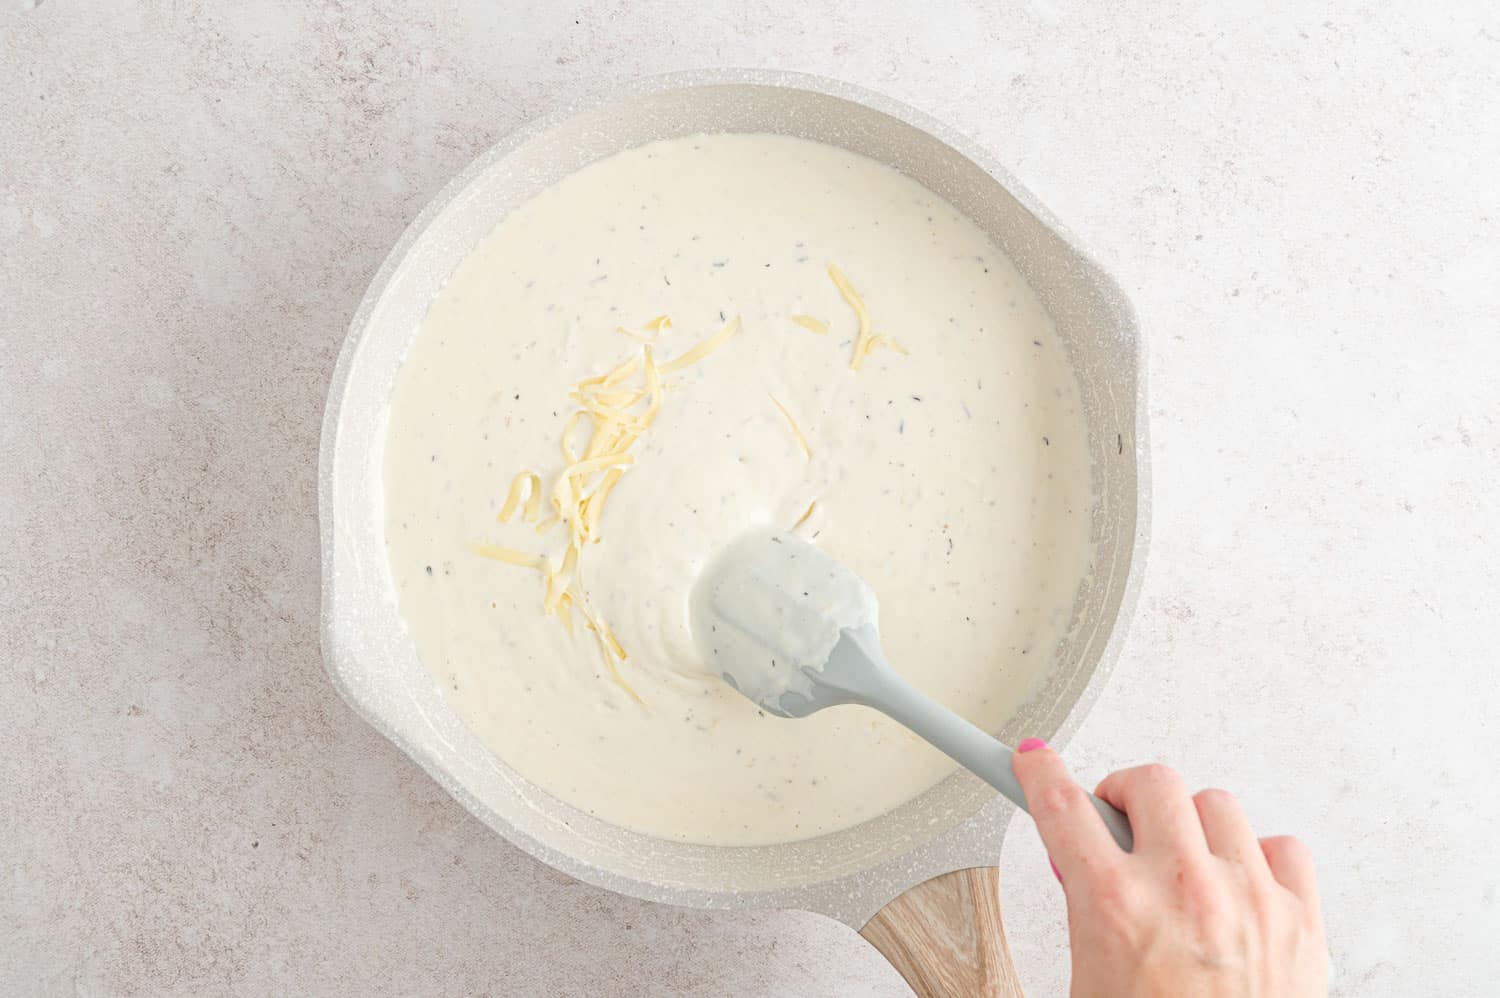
(474, 314, 742, 704)
(475, 263, 906, 703)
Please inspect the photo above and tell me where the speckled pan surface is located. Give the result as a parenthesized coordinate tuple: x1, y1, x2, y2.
(318, 69, 1147, 928)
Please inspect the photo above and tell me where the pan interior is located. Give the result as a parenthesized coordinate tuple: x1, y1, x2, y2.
(322, 77, 1140, 912)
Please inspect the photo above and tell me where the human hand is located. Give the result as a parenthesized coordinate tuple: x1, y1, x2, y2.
(1012, 741, 1327, 998)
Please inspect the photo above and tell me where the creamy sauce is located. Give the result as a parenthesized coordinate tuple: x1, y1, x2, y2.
(383, 133, 1094, 846)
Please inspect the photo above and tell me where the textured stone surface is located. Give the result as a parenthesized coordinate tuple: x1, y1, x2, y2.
(2, 2, 1496, 995)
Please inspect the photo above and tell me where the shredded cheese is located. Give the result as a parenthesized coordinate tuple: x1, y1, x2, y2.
(769, 395, 811, 460)
(560, 410, 585, 465)
(583, 467, 623, 539)
(472, 544, 546, 570)
(549, 472, 580, 526)
(560, 452, 635, 481)
(639, 347, 662, 424)
(578, 600, 644, 705)
(472, 314, 743, 704)
(660, 315, 741, 374)
(827, 263, 874, 370)
(497, 471, 542, 523)
(577, 353, 642, 391)
(601, 623, 627, 661)
(582, 412, 625, 460)
(543, 544, 578, 614)
(602, 355, 642, 387)
(793, 500, 818, 531)
(858, 333, 909, 367)
(827, 264, 907, 371)
(617, 313, 673, 341)
(599, 644, 641, 704)
(573, 387, 643, 409)
(791, 314, 828, 334)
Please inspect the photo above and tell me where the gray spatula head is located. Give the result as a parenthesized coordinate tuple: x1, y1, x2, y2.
(690, 528, 1135, 853)
(690, 527, 878, 716)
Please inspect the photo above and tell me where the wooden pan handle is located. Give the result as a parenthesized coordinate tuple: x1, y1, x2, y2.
(858, 867, 1024, 997)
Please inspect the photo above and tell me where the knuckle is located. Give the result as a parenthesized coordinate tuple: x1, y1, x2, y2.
(1090, 863, 1133, 900)
(1300, 901, 1327, 937)
(1268, 892, 1321, 947)
(1264, 834, 1313, 865)
(1178, 858, 1226, 907)
(1086, 873, 1144, 940)
(1193, 787, 1236, 809)
(1197, 911, 1245, 960)
(1137, 763, 1182, 789)
(1031, 782, 1089, 821)
(1257, 881, 1294, 921)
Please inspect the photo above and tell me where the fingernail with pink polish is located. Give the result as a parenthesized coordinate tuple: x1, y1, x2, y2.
(1049, 858, 1063, 884)
(1017, 738, 1047, 753)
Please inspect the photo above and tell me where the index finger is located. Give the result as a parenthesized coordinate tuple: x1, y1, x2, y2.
(1096, 764, 1206, 856)
(1012, 741, 1126, 883)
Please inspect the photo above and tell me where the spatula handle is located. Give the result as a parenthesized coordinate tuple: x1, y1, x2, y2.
(856, 658, 1135, 853)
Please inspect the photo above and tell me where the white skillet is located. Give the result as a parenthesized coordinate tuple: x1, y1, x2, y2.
(320, 70, 1148, 996)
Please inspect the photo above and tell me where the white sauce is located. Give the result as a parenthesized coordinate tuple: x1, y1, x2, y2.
(383, 133, 1094, 846)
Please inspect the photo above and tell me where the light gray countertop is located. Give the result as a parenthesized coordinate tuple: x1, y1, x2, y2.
(3, 3, 1496, 995)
